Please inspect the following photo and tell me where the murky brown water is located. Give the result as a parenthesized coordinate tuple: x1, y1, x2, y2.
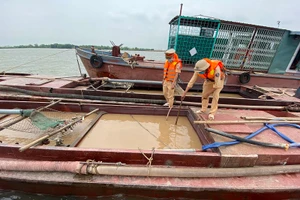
(78, 114, 202, 150)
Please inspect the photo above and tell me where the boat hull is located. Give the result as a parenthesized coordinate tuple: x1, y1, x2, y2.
(1, 170, 300, 199)
(0, 78, 299, 199)
(76, 47, 300, 89)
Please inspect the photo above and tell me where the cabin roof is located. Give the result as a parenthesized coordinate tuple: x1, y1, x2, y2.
(169, 15, 287, 31)
(290, 31, 300, 35)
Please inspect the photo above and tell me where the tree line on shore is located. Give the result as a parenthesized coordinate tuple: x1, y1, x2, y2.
(0, 43, 157, 51)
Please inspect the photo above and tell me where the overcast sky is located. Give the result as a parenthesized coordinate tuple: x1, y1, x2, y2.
(1, 0, 299, 49)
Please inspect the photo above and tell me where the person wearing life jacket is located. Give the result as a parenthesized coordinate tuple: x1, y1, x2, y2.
(163, 49, 182, 108)
(181, 58, 226, 120)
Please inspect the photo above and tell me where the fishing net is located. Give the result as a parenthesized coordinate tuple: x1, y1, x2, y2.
(0, 107, 82, 135)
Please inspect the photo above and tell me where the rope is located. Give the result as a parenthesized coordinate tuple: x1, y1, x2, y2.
(138, 147, 155, 175)
(75, 53, 83, 76)
(1, 49, 72, 74)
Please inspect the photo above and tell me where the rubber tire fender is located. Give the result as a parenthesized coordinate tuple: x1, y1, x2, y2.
(90, 55, 103, 68)
(239, 72, 251, 84)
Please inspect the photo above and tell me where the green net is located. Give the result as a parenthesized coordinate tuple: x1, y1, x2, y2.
(29, 111, 65, 130)
(0, 108, 81, 135)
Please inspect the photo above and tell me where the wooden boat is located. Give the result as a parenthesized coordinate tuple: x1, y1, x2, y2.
(75, 13, 300, 89)
(0, 73, 300, 199)
(75, 46, 300, 89)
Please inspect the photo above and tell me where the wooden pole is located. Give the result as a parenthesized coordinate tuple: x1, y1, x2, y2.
(175, 100, 183, 125)
(241, 116, 300, 120)
(194, 120, 300, 125)
(175, 101, 285, 110)
(166, 107, 172, 121)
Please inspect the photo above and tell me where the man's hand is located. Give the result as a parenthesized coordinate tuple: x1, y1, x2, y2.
(171, 82, 175, 89)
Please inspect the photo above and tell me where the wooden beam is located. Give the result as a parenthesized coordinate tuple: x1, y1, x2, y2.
(70, 111, 106, 147)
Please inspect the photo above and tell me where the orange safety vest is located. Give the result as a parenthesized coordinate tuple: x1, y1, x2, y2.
(163, 53, 182, 82)
(198, 58, 225, 81)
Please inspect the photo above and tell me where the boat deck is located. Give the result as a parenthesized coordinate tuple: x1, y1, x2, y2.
(0, 74, 300, 199)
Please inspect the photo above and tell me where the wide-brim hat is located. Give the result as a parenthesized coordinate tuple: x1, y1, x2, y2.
(194, 59, 210, 72)
(165, 48, 175, 58)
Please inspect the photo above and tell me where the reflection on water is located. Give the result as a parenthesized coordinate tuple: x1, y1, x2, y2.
(78, 114, 201, 150)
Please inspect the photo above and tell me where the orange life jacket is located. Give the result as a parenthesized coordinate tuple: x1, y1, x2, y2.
(163, 53, 182, 82)
(198, 58, 225, 81)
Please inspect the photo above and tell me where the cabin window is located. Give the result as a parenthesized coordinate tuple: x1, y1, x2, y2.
(179, 26, 201, 36)
(289, 48, 300, 71)
(200, 28, 214, 37)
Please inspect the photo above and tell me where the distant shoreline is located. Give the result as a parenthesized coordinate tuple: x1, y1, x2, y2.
(0, 43, 165, 52)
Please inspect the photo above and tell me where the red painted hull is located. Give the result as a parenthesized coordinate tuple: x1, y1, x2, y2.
(1, 170, 300, 199)
(76, 47, 300, 89)
(1, 145, 300, 200)
(0, 76, 300, 199)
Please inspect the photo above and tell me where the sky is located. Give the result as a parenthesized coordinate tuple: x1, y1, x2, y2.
(0, 0, 299, 49)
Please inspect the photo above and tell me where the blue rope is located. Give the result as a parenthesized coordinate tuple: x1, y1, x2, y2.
(202, 123, 300, 151)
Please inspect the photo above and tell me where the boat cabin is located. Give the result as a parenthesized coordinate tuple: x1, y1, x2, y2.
(168, 15, 300, 75)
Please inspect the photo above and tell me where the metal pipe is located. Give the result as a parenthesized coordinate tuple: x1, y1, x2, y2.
(105, 79, 162, 85)
(0, 109, 23, 115)
(3, 160, 300, 178)
(179, 3, 183, 16)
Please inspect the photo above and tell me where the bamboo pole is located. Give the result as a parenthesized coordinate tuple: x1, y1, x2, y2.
(194, 120, 300, 125)
(19, 108, 99, 152)
(175, 100, 183, 125)
(175, 101, 286, 110)
(241, 116, 300, 120)
(166, 107, 172, 120)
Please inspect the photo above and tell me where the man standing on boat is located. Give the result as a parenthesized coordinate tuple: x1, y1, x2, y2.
(181, 58, 226, 120)
(91, 46, 96, 54)
(163, 49, 182, 108)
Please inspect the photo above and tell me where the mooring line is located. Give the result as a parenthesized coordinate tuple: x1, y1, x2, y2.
(1, 49, 72, 73)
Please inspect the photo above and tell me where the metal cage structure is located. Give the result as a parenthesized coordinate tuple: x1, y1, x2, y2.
(168, 16, 285, 72)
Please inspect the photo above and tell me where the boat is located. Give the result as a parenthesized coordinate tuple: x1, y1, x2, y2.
(0, 73, 300, 199)
(75, 14, 300, 89)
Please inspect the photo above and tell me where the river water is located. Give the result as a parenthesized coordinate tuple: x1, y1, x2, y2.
(0, 48, 165, 76)
(0, 48, 194, 200)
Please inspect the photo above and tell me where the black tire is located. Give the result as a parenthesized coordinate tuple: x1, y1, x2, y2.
(90, 55, 103, 68)
(239, 72, 251, 84)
